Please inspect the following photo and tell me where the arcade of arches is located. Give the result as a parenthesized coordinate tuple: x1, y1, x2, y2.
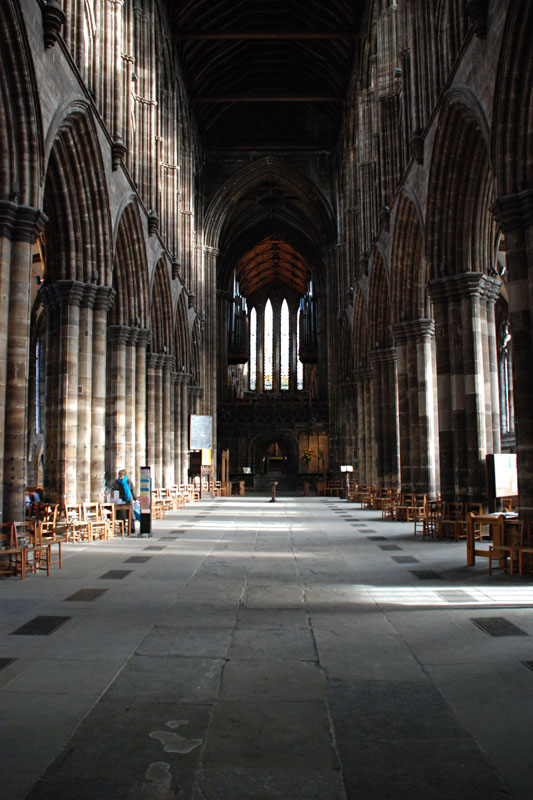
(1, 1, 533, 522)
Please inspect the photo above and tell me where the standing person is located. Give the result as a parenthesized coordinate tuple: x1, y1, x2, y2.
(111, 469, 137, 534)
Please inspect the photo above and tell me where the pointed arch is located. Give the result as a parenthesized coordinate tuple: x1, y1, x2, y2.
(111, 200, 149, 327)
(368, 252, 393, 350)
(427, 88, 495, 279)
(0, 0, 43, 206)
(390, 191, 426, 322)
(42, 106, 112, 284)
(150, 258, 173, 354)
(174, 291, 190, 373)
(492, 0, 533, 195)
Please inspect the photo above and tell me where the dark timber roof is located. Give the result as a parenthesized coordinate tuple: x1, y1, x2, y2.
(169, 1, 363, 150)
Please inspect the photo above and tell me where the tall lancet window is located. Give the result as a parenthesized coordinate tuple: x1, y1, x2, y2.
(264, 299, 273, 391)
(249, 307, 257, 391)
(280, 300, 289, 390)
(297, 308, 304, 390)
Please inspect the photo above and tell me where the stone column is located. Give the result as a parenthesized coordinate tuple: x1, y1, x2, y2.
(369, 348, 400, 488)
(124, 328, 138, 478)
(485, 281, 502, 456)
(429, 272, 500, 501)
(173, 372, 182, 482)
(91, 286, 115, 499)
(146, 352, 159, 478)
(393, 319, 438, 496)
(77, 284, 97, 502)
(153, 355, 163, 487)
(217, 289, 230, 397)
(354, 368, 374, 485)
(0, 203, 47, 521)
(492, 189, 533, 518)
(162, 354, 175, 486)
(256, 304, 264, 392)
(134, 329, 150, 487)
(55, 281, 86, 503)
(180, 373, 190, 482)
(107, 324, 129, 476)
(40, 285, 60, 501)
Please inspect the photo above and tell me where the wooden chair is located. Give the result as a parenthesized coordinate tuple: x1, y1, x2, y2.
(82, 502, 109, 541)
(99, 503, 125, 539)
(518, 522, 533, 576)
(39, 503, 61, 541)
(11, 520, 61, 577)
(408, 494, 427, 534)
(64, 503, 91, 542)
(422, 499, 444, 539)
(489, 519, 523, 576)
(0, 522, 26, 579)
(151, 490, 165, 520)
(438, 502, 465, 539)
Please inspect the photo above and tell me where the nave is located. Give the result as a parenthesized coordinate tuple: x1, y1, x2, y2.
(1, 496, 532, 798)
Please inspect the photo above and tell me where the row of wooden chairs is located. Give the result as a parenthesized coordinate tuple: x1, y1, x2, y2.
(151, 484, 201, 520)
(0, 519, 62, 580)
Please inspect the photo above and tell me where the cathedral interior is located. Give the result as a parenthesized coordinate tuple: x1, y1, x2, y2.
(1, 1, 533, 798)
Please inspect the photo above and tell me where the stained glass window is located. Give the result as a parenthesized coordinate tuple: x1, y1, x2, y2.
(249, 307, 257, 391)
(280, 299, 289, 390)
(264, 300, 273, 390)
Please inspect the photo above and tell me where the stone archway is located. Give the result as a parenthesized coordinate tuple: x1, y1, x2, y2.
(251, 431, 299, 477)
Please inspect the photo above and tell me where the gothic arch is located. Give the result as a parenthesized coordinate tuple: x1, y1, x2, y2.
(204, 157, 336, 254)
(42, 107, 112, 284)
(0, 0, 43, 206)
(174, 291, 190, 373)
(492, 0, 533, 195)
(150, 258, 173, 355)
(368, 251, 393, 350)
(111, 200, 149, 328)
(390, 191, 426, 322)
(427, 88, 495, 279)
(353, 286, 369, 369)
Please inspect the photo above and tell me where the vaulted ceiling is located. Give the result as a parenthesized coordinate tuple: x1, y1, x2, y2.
(236, 237, 311, 303)
(168, 0, 365, 150)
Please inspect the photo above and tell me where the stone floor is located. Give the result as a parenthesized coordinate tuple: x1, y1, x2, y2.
(1, 495, 533, 799)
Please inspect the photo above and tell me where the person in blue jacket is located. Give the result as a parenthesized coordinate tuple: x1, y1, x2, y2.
(111, 469, 137, 533)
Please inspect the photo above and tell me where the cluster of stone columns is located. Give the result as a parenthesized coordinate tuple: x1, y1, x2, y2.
(0, 202, 47, 522)
(39, 280, 115, 504)
(349, 278, 501, 502)
(429, 272, 501, 501)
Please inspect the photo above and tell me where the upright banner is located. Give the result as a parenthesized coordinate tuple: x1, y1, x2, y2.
(139, 465, 152, 536)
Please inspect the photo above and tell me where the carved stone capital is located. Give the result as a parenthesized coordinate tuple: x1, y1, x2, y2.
(43, 0, 66, 50)
(52, 279, 87, 309)
(429, 272, 497, 304)
(393, 318, 435, 343)
(94, 285, 116, 312)
(369, 347, 397, 366)
(107, 324, 131, 346)
(111, 135, 127, 171)
(135, 328, 151, 349)
(147, 210, 159, 236)
(491, 189, 533, 233)
(0, 201, 47, 243)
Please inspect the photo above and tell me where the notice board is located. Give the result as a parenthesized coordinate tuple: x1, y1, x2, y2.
(190, 414, 212, 450)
